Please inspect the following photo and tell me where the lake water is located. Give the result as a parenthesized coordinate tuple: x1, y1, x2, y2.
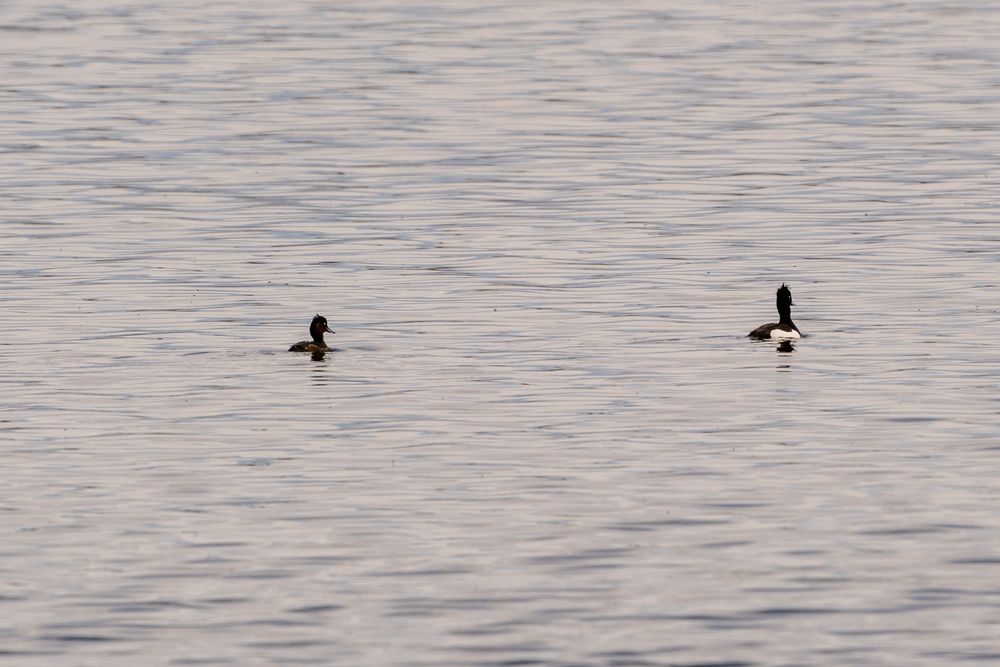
(2, 0, 1000, 664)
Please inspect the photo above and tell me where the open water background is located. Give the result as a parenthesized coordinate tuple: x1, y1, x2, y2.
(2, 0, 1000, 664)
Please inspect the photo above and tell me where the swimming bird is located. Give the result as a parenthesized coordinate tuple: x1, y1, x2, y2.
(289, 314, 335, 352)
(748, 284, 801, 339)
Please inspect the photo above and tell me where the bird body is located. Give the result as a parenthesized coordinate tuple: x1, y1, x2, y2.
(749, 284, 801, 340)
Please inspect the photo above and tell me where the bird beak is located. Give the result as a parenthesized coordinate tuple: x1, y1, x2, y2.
(325, 325, 335, 333)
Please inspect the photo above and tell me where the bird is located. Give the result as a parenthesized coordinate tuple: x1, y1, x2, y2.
(748, 284, 801, 339)
(289, 314, 335, 352)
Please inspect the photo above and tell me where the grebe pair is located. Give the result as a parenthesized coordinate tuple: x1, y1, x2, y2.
(289, 284, 804, 353)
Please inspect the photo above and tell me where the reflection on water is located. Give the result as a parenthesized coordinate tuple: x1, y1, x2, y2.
(2, 0, 1000, 665)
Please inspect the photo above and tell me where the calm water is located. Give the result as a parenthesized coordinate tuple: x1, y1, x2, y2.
(2, 0, 1000, 664)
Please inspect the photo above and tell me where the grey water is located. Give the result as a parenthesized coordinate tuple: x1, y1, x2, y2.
(2, 0, 1000, 664)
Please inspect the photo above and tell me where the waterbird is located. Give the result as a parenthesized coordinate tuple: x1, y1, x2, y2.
(748, 284, 801, 340)
(289, 314, 335, 352)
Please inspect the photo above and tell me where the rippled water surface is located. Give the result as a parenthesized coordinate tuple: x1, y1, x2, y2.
(3, 0, 1000, 664)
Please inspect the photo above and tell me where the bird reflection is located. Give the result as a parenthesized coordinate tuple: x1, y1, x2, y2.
(310, 352, 330, 386)
(776, 340, 795, 353)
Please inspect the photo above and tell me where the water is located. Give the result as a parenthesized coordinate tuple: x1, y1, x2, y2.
(2, 0, 1000, 664)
